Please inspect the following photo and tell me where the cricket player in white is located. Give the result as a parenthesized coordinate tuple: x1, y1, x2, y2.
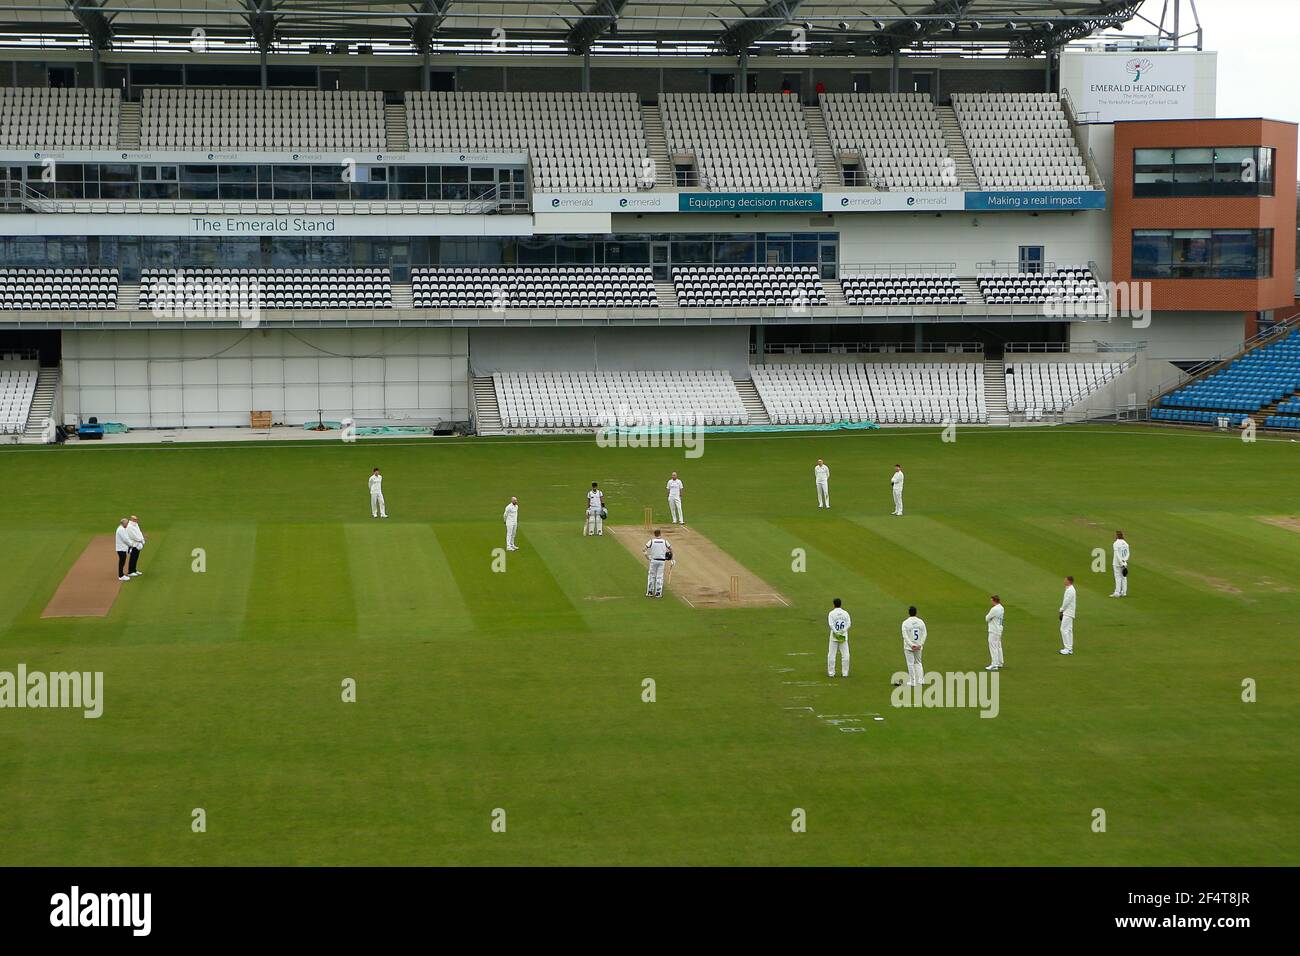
(114, 519, 133, 582)
(585, 482, 604, 536)
(1110, 532, 1130, 597)
(985, 595, 1005, 670)
(504, 497, 519, 551)
(369, 468, 388, 518)
(902, 606, 927, 686)
(644, 528, 671, 597)
(126, 514, 146, 577)
(814, 459, 830, 508)
(827, 598, 851, 677)
(666, 472, 685, 525)
(1059, 576, 1077, 655)
(890, 464, 905, 516)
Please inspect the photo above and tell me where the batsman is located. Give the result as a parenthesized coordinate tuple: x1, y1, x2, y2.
(644, 528, 674, 598)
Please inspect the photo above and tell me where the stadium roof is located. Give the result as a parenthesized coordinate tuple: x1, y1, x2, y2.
(0, 1, 1145, 57)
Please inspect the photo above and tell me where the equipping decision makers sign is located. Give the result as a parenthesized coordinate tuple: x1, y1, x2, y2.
(1061, 50, 1216, 122)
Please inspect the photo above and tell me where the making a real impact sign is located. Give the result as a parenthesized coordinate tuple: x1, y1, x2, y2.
(1060, 49, 1217, 122)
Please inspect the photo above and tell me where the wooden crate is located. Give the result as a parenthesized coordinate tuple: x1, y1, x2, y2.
(250, 410, 273, 429)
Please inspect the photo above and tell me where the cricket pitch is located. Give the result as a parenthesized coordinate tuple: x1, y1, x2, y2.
(608, 525, 790, 609)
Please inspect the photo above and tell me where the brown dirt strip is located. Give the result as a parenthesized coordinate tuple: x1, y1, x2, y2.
(1257, 515, 1300, 534)
(42, 534, 124, 618)
(608, 525, 790, 609)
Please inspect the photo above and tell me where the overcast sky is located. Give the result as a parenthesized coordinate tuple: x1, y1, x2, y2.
(1130, 0, 1299, 124)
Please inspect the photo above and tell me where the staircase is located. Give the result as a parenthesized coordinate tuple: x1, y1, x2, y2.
(640, 105, 673, 191)
(117, 102, 141, 149)
(1251, 388, 1300, 427)
(654, 280, 679, 308)
(472, 376, 504, 435)
(116, 282, 140, 311)
(390, 283, 413, 309)
(21, 367, 59, 444)
(958, 277, 986, 307)
(936, 106, 979, 190)
(823, 278, 847, 306)
(734, 378, 771, 425)
(384, 103, 409, 152)
(804, 106, 841, 188)
(983, 359, 1010, 427)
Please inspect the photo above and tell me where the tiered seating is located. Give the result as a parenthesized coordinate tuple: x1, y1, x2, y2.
(412, 267, 655, 308)
(138, 268, 391, 310)
(0, 269, 118, 310)
(1157, 331, 1300, 416)
(841, 274, 965, 306)
(752, 362, 986, 424)
(0, 88, 119, 148)
(0, 366, 36, 434)
(673, 265, 826, 308)
(407, 92, 648, 191)
(820, 93, 957, 190)
(1151, 408, 1251, 427)
(661, 94, 818, 191)
(140, 90, 385, 150)
(977, 268, 1105, 305)
(951, 93, 1093, 189)
(1005, 361, 1126, 415)
(1263, 409, 1300, 429)
(493, 370, 746, 429)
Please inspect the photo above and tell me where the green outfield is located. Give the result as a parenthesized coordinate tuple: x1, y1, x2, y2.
(0, 426, 1297, 866)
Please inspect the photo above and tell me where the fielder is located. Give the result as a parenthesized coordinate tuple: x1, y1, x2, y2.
(890, 464, 905, 516)
(985, 595, 1005, 670)
(1110, 531, 1130, 597)
(643, 528, 673, 598)
(585, 482, 605, 536)
(902, 606, 927, 686)
(369, 468, 388, 518)
(814, 459, 830, 508)
(504, 497, 519, 551)
(1059, 576, 1077, 655)
(667, 472, 685, 525)
(827, 598, 851, 678)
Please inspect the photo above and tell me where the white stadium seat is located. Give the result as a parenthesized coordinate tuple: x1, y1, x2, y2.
(752, 362, 988, 425)
(139, 89, 386, 151)
(137, 268, 392, 310)
(407, 92, 650, 192)
(660, 93, 819, 191)
(820, 92, 958, 191)
(0, 269, 119, 310)
(1006, 362, 1126, 417)
(0, 365, 37, 434)
(841, 274, 966, 306)
(412, 266, 655, 309)
(673, 265, 826, 308)
(0, 88, 119, 148)
(976, 267, 1106, 305)
(492, 370, 747, 429)
(950, 92, 1096, 190)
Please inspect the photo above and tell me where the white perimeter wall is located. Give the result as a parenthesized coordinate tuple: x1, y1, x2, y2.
(62, 328, 470, 429)
(1075, 311, 1247, 364)
(470, 327, 751, 377)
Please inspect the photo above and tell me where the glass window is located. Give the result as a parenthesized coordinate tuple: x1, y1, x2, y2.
(1132, 229, 1272, 279)
(1134, 146, 1276, 197)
